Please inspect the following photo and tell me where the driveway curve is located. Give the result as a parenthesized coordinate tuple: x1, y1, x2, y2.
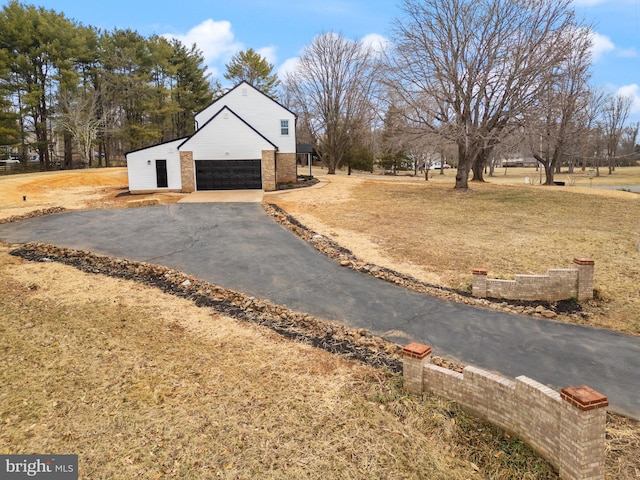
(1, 203, 639, 419)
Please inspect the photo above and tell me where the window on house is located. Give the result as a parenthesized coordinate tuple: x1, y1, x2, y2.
(280, 120, 289, 136)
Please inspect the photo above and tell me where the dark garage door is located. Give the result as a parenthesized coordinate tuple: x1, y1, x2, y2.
(195, 159, 262, 190)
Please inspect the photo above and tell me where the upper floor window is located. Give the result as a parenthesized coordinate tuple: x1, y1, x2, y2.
(280, 120, 289, 136)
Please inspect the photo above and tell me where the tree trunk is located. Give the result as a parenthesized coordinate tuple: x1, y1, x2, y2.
(471, 149, 490, 183)
(455, 166, 470, 189)
(543, 162, 554, 185)
(64, 132, 73, 169)
(471, 161, 485, 182)
(455, 143, 472, 189)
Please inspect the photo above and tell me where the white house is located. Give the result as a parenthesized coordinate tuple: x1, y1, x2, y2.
(126, 81, 297, 193)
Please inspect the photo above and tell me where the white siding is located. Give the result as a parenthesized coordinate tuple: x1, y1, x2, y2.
(195, 84, 296, 153)
(126, 139, 184, 191)
(182, 112, 274, 160)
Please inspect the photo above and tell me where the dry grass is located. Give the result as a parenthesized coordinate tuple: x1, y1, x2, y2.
(1, 167, 639, 477)
(0, 246, 559, 479)
(269, 167, 640, 334)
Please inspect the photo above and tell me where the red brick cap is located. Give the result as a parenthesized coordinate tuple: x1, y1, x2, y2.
(403, 342, 432, 359)
(561, 385, 608, 411)
(472, 268, 488, 275)
(573, 258, 595, 266)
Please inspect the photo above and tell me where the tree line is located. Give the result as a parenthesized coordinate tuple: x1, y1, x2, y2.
(0, 1, 216, 170)
(2, 0, 638, 188)
(283, 0, 639, 188)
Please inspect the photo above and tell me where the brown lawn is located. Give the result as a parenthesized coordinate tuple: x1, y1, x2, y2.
(0, 166, 639, 478)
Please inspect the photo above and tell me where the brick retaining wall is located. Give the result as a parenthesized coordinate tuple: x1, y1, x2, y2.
(472, 258, 594, 302)
(403, 343, 607, 480)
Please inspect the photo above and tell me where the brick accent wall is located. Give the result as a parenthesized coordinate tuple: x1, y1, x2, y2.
(403, 344, 607, 480)
(276, 152, 297, 184)
(180, 151, 195, 193)
(472, 258, 594, 302)
(262, 150, 276, 191)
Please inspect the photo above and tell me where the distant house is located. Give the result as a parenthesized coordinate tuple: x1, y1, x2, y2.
(501, 154, 539, 168)
(126, 81, 297, 193)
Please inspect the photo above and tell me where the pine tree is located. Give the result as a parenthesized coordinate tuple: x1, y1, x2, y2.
(224, 49, 280, 99)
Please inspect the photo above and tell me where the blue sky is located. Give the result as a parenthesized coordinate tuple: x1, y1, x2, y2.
(4, 0, 640, 122)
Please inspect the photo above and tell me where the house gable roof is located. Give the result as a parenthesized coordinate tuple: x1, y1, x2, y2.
(179, 105, 277, 151)
(195, 80, 297, 122)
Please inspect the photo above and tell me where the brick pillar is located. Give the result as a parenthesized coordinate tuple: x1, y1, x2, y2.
(180, 151, 195, 193)
(276, 152, 297, 184)
(402, 343, 432, 394)
(472, 268, 488, 297)
(262, 150, 276, 191)
(573, 258, 595, 301)
(559, 385, 607, 480)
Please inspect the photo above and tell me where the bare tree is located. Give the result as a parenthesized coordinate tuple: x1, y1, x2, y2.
(525, 27, 592, 185)
(602, 94, 632, 174)
(284, 32, 379, 174)
(57, 88, 103, 167)
(619, 122, 639, 165)
(385, 0, 584, 190)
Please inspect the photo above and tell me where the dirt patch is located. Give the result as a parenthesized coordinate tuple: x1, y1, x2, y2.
(0, 168, 184, 220)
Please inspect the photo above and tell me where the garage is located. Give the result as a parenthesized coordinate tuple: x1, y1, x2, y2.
(126, 82, 298, 193)
(195, 159, 262, 190)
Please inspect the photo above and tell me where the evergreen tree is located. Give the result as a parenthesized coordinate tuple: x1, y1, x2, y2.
(0, 1, 87, 169)
(0, 48, 20, 154)
(169, 40, 213, 138)
(224, 48, 280, 98)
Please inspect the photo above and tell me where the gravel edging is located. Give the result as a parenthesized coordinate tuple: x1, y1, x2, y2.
(263, 202, 585, 321)
(9, 242, 404, 373)
(0, 207, 66, 224)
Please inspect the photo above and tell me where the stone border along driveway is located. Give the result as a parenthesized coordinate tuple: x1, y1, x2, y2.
(9, 241, 468, 375)
(263, 203, 582, 320)
(10, 242, 401, 370)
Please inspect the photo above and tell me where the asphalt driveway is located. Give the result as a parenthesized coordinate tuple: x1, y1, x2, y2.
(1, 203, 639, 419)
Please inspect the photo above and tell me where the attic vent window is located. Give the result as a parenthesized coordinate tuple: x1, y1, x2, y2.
(241, 88, 248, 96)
(223, 111, 229, 119)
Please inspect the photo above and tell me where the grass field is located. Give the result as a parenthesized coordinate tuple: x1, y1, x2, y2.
(1, 166, 639, 478)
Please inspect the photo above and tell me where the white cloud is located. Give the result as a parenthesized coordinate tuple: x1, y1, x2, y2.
(589, 31, 615, 61)
(277, 57, 300, 80)
(615, 84, 640, 114)
(163, 19, 243, 77)
(617, 47, 638, 58)
(257, 46, 277, 65)
(361, 33, 390, 56)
